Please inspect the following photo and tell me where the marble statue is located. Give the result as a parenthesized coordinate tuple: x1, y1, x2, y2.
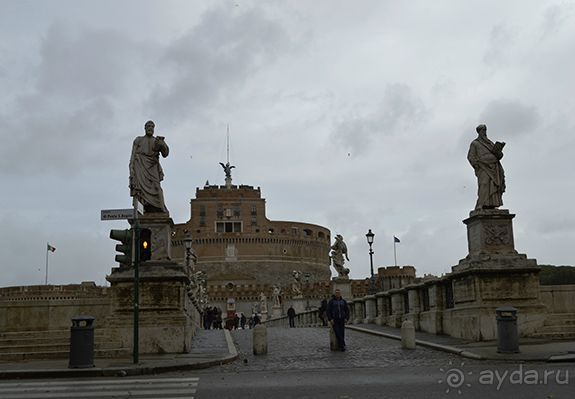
(259, 292, 268, 313)
(219, 162, 235, 179)
(467, 124, 506, 210)
(291, 270, 303, 297)
(129, 120, 170, 213)
(330, 234, 350, 278)
(271, 285, 281, 307)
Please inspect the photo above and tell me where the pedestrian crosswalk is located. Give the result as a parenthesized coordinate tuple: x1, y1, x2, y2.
(0, 376, 199, 398)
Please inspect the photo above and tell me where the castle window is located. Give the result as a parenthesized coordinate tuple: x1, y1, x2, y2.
(268, 228, 274, 234)
(318, 232, 325, 239)
(303, 229, 312, 237)
(216, 221, 242, 233)
(217, 205, 223, 219)
(234, 207, 241, 217)
(251, 205, 257, 215)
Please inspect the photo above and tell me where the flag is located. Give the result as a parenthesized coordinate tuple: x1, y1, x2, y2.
(47, 243, 56, 252)
(394, 236, 400, 243)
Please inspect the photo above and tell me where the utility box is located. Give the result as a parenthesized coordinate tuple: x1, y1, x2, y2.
(69, 316, 95, 368)
(496, 306, 519, 353)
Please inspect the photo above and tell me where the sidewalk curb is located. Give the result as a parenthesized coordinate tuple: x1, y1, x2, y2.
(547, 354, 575, 363)
(0, 330, 239, 380)
(346, 325, 484, 360)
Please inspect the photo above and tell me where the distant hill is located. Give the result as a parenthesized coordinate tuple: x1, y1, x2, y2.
(539, 265, 575, 285)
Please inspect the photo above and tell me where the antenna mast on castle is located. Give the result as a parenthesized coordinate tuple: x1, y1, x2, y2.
(227, 124, 230, 164)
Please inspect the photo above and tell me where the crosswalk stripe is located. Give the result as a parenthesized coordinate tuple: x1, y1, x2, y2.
(0, 377, 199, 388)
(0, 377, 199, 399)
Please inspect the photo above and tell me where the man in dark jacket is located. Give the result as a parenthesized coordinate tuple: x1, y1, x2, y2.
(287, 305, 296, 328)
(327, 289, 350, 351)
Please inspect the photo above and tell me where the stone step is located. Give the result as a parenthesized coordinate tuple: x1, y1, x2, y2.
(544, 315, 575, 326)
(530, 331, 575, 340)
(0, 329, 110, 340)
(537, 325, 575, 333)
(0, 340, 123, 354)
(0, 348, 130, 362)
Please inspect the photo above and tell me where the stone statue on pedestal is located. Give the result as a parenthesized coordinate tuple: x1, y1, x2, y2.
(330, 234, 350, 278)
(259, 291, 268, 313)
(467, 124, 506, 210)
(271, 285, 281, 307)
(129, 120, 170, 214)
(291, 270, 303, 297)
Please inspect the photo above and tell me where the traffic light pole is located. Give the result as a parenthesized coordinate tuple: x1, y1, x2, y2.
(132, 203, 140, 365)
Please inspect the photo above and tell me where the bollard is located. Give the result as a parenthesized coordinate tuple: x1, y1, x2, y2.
(253, 324, 268, 355)
(401, 319, 416, 349)
(329, 325, 338, 351)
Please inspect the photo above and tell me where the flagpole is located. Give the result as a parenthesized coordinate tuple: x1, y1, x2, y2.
(45, 243, 49, 285)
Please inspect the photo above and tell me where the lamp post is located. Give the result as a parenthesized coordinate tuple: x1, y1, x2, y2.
(183, 234, 193, 269)
(366, 229, 375, 294)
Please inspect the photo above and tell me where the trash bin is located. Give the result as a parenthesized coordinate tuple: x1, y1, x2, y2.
(496, 306, 519, 353)
(69, 316, 95, 368)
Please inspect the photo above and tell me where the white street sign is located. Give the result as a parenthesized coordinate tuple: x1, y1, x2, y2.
(100, 208, 135, 221)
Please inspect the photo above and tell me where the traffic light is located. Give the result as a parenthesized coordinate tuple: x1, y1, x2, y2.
(139, 228, 152, 261)
(110, 229, 133, 268)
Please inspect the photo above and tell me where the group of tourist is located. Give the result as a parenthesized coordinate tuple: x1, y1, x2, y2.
(202, 307, 224, 330)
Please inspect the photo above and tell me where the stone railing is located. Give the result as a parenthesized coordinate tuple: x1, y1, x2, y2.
(540, 284, 575, 313)
(264, 308, 323, 328)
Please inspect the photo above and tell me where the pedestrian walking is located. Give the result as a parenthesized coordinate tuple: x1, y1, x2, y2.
(287, 305, 296, 328)
(327, 289, 349, 351)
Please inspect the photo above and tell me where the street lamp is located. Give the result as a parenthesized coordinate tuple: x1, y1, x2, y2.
(183, 234, 193, 269)
(366, 229, 375, 294)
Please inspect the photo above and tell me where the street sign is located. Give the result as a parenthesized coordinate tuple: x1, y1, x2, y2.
(101, 208, 136, 221)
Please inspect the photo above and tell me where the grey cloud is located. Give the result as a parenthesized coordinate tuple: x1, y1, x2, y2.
(0, 97, 118, 175)
(483, 24, 515, 66)
(36, 23, 149, 98)
(146, 5, 291, 119)
(541, 3, 575, 38)
(478, 99, 540, 138)
(332, 83, 426, 155)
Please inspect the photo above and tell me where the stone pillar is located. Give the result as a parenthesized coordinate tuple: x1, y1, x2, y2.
(353, 300, 364, 324)
(363, 295, 377, 324)
(375, 293, 385, 325)
(419, 283, 443, 334)
(406, 287, 420, 330)
(390, 290, 404, 328)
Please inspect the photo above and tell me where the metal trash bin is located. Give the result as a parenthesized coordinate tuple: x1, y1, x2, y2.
(496, 306, 519, 353)
(69, 316, 95, 368)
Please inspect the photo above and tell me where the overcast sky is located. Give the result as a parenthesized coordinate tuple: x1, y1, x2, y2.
(1, 0, 574, 288)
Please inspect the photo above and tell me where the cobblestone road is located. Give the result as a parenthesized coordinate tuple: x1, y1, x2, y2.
(196, 326, 487, 373)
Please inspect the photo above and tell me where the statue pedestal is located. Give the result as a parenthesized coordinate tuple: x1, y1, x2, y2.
(105, 261, 198, 354)
(132, 213, 174, 261)
(331, 278, 352, 300)
(290, 297, 307, 314)
(271, 306, 282, 319)
(446, 209, 545, 341)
